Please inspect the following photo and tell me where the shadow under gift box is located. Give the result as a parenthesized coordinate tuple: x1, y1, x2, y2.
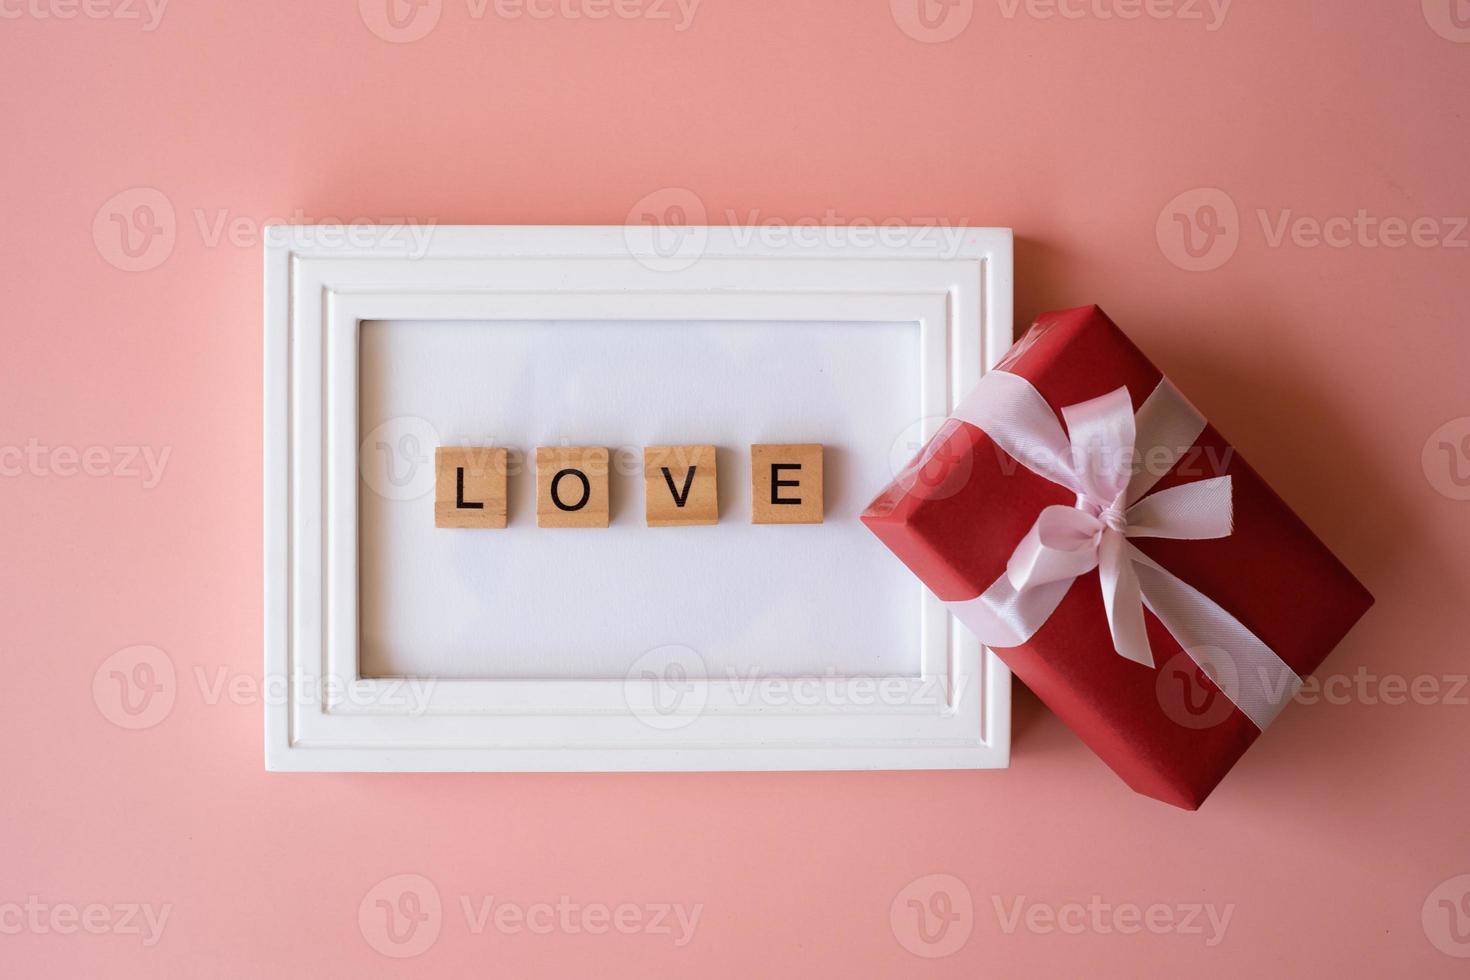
(861, 305, 1374, 809)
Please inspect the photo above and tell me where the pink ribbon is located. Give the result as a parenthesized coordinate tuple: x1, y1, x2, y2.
(945, 371, 1301, 730)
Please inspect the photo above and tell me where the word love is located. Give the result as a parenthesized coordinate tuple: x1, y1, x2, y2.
(434, 444, 824, 529)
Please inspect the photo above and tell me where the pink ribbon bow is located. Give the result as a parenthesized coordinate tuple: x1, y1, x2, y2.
(1002, 385, 1233, 669)
(944, 371, 1301, 730)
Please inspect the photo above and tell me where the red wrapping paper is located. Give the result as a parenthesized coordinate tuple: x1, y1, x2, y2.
(861, 305, 1374, 809)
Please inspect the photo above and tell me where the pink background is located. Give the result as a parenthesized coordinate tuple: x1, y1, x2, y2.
(3, 1, 1468, 976)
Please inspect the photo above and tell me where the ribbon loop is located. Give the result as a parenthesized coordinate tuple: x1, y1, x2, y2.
(1061, 387, 1137, 507)
(1006, 505, 1104, 591)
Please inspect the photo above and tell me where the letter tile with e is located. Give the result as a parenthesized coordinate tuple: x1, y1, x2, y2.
(750, 444, 823, 525)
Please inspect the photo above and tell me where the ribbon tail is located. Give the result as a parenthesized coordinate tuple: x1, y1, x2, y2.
(1098, 532, 1153, 667)
(1127, 544, 1302, 731)
(1126, 476, 1233, 540)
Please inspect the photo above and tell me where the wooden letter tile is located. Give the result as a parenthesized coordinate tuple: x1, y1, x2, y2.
(643, 445, 718, 527)
(536, 446, 610, 528)
(750, 444, 823, 524)
(435, 446, 508, 529)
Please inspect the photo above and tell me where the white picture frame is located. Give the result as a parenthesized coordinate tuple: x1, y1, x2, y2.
(264, 224, 1013, 772)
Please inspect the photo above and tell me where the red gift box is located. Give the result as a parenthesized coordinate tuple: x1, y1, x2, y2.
(861, 305, 1373, 809)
